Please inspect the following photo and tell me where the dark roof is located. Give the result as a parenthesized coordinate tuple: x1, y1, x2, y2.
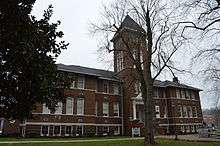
(153, 80, 202, 91)
(57, 64, 120, 82)
(120, 15, 145, 33)
(57, 64, 201, 91)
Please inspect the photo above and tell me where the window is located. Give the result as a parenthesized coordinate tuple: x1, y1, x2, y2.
(103, 101, 109, 117)
(0, 119, 3, 134)
(103, 81, 109, 93)
(164, 106, 167, 118)
(77, 76, 85, 89)
(155, 105, 160, 118)
(153, 88, 159, 98)
(186, 90, 190, 99)
(70, 81, 76, 89)
(188, 106, 193, 117)
(113, 84, 119, 95)
(140, 50, 144, 70)
(176, 88, 180, 99)
(177, 105, 183, 117)
(113, 102, 119, 117)
(132, 48, 138, 60)
(54, 102, 63, 114)
(191, 91, 195, 100)
(103, 126, 109, 136)
(116, 51, 124, 72)
(193, 106, 197, 117)
(114, 126, 120, 135)
(134, 81, 141, 94)
(183, 106, 188, 117)
(95, 101, 98, 116)
(137, 110, 144, 122)
(181, 89, 185, 99)
(41, 125, 49, 136)
(53, 125, 61, 136)
(77, 98, 84, 115)
(76, 125, 83, 136)
(65, 126, 72, 136)
(66, 97, 73, 115)
(42, 103, 50, 114)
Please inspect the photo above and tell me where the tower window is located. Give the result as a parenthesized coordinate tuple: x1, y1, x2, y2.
(116, 51, 124, 72)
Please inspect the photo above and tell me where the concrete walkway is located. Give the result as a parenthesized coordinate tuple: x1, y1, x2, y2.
(0, 137, 144, 144)
(155, 134, 220, 142)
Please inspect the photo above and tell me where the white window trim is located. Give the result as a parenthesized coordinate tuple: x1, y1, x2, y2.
(41, 125, 49, 136)
(76, 125, 83, 136)
(65, 125, 72, 136)
(95, 101, 98, 116)
(42, 103, 50, 114)
(103, 81, 109, 93)
(114, 126, 120, 135)
(188, 106, 193, 118)
(113, 102, 120, 117)
(103, 126, 109, 136)
(77, 76, 85, 89)
(113, 84, 119, 95)
(155, 105, 160, 118)
(176, 88, 180, 99)
(178, 105, 183, 118)
(66, 97, 73, 115)
(183, 106, 188, 117)
(77, 98, 84, 115)
(53, 125, 61, 136)
(103, 101, 109, 117)
(54, 102, 63, 115)
(70, 81, 76, 89)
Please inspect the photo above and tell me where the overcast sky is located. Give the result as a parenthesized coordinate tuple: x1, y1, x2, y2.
(32, 0, 214, 109)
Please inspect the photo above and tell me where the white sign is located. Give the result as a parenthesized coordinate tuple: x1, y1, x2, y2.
(132, 127, 140, 137)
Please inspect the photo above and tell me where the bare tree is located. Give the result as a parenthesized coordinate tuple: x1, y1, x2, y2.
(178, 0, 220, 107)
(90, 0, 184, 144)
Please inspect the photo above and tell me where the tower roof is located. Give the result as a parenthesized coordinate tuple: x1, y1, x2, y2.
(119, 15, 145, 33)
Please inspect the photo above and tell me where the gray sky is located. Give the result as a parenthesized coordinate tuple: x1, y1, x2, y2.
(32, 0, 109, 69)
(32, 0, 213, 109)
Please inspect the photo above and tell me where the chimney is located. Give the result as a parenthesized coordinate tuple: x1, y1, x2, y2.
(173, 77, 179, 83)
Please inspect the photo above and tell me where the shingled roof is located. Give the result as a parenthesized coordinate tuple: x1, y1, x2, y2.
(57, 64, 201, 91)
(119, 15, 146, 33)
(57, 64, 120, 81)
(153, 80, 201, 91)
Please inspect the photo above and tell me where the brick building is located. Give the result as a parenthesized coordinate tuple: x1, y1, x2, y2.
(0, 15, 203, 137)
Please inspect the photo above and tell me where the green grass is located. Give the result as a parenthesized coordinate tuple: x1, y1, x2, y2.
(0, 139, 220, 146)
(0, 136, 128, 141)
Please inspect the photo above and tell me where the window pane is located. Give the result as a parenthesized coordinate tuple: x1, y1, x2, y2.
(42, 103, 50, 114)
(95, 101, 98, 116)
(77, 76, 85, 89)
(77, 98, 84, 115)
(113, 84, 119, 95)
(113, 103, 119, 117)
(54, 126, 61, 135)
(103, 81, 109, 93)
(42, 125, 49, 135)
(181, 90, 185, 99)
(55, 102, 62, 114)
(65, 126, 72, 135)
(103, 102, 109, 116)
(176, 89, 180, 98)
(155, 106, 160, 118)
(66, 97, 73, 114)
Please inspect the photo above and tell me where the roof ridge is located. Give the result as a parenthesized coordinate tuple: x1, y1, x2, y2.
(57, 63, 114, 73)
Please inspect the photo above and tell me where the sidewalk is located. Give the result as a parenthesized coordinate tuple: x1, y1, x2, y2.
(156, 134, 220, 142)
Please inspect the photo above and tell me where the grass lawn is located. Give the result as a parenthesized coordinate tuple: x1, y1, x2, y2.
(0, 136, 129, 141)
(0, 139, 220, 146)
